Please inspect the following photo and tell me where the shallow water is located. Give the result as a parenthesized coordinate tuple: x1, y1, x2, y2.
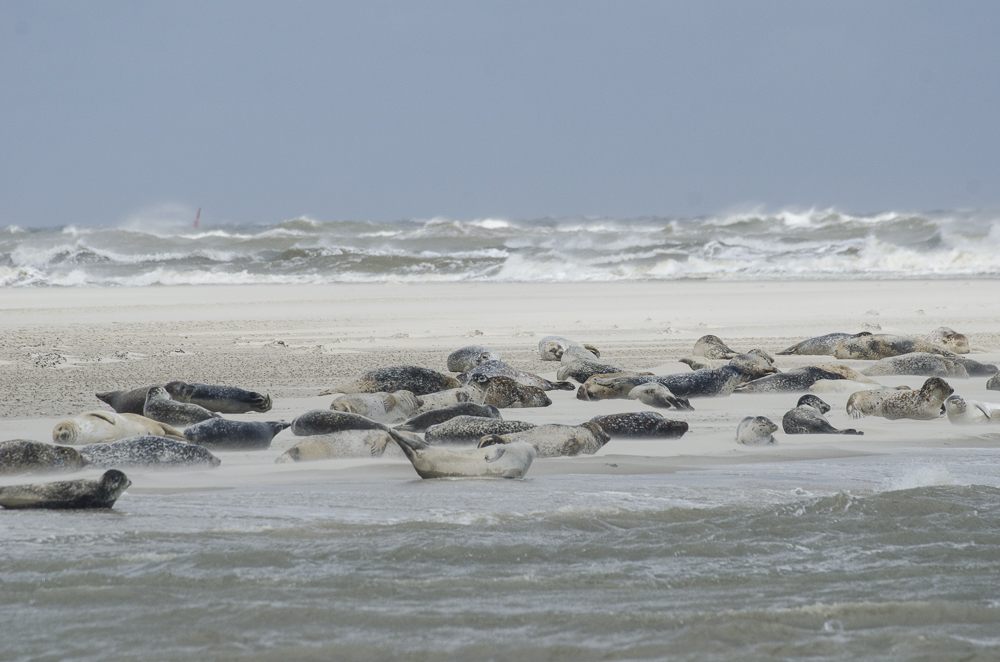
(3, 450, 1000, 661)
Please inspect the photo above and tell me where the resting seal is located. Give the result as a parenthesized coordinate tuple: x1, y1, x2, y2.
(943, 395, 1000, 425)
(777, 332, 869, 356)
(323, 366, 461, 396)
(446, 345, 501, 372)
(846, 377, 953, 420)
(478, 422, 609, 458)
(143, 387, 220, 427)
(275, 430, 403, 462)
(395, 436, 536, 479)
(53, 411, 186, 444)
(988, 373, 1000, 391)
(556, 360, 635, 383)
(833, 334, 955, 360)
(79, 436, 221, 469)
(538, 336, 600, 361)
(411, 385, 487, 413)
(424, 416, 537, 444)
(291, 409, 396, 436)
(925, 327, 970, 354)
(692, 335, 737, 359)
(589, 412, 688, 439)
(576, 365, 752, 401)
(329, 390, 422, 424)
(473, 375, 552, 409)
(164, 381, 272, 413)
(0, 440, 88, 475)
(627, 383, 694, 410)
(183, 419, 290, 450)
(461, 360, 574, 391)
(809, 380, 886, 394)
(736, 417, 778, 445)
(782, 395, 863, 435)
(396, 403, 501, 433)
(735, 367, 847, 393)
(0, 470, 131, 510)
(860, 353, 969, 379)
(95, 386, 160, 415)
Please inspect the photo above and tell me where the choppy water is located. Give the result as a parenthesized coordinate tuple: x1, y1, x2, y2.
(3, 451, 1000, 661)
(3, 208, 1000, 286)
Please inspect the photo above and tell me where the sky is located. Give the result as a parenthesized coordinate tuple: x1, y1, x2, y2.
(1, 0, 999, 228)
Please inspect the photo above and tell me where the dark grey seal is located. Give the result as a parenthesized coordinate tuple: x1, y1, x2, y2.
(446, 345, 500, 373)
(0, 440, 88, 476)
(424, 416, 537, 444)
(396, 403, 502, 433)
(143, 387, 220, 427)
(461, 360, 575, 391)
(781, 394, 863, 435)
(95, 386, 161, 415)
(555, 360, 630, 383)
(777, 332, 869, 356)
(183, 419, 290, 451)
(735, 367, 847, 393)
(988, 373, 1000, 391)
(291, 409, 395, 436)
(576, 365, 753, 400)
(475, 375, 552, 408)
(164, 381, 273, 413)
(953, 356, 998, 377)
(79, 436, 221, 469)
(0, 470, 131, 509)
(325, 366, 462, 396)
(589, 412, 689, 439)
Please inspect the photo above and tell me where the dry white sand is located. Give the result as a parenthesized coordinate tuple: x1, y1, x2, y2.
(2, 280, 999, 489)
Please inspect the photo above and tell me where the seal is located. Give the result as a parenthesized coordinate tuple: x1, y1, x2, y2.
(79, 436, 221, 469)
(989, 373, 1000, 391)
(846, 377, 953, 420)
(395, 436, 536, 479)
(323, 366, 461, 397)
(556, 359, 636, 383)
(143, 387, 221, 427)
(53, 411, 186, 444)
(471, 375, 552, 409)
(183, 419, 290, 450)
(411, 384, 487, 413)
(0, 470, 131, 510)
(538, 336, 600, 361)
(925, 327, 970, 354)
(735, 367, 848, 393)
(627, 383, 694, 410)
(329, 390, 423, 424)
(164, 381, 272, 414)
(810, 364, 879, 383)
(809, 380, 886, 394)
(777, 332, 870, 356)
(679, 356, 718, 371)
(275, 430, 403, 462)
(0, 440, 88, 475)
(576, 365, 753, 401)
(461, 360, 575, 391)
(692, 335, 737, 359)
(424, 416, 537, 444)
(782, 395, 863, 435)
(396, 403, 502, 433)
(95, 385, 160, 415)
(833, 334, 956, 360)
(291, 409, 396, 436)
(943, 395, 1000, 425)
(860, 353, 970, 379)
(589, 412, 688, 439)
(477, 422, 609, 458)
(736, 416, 778, 445)
(446, 345, 501, 372)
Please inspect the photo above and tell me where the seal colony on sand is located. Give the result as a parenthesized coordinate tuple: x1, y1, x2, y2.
(736, 416, 778, 445)
(52, 411, 186, 444)
(478, 422, 609, 458)
(396, 403, 501, 433)
(164, 381, 273, 414)
(79, 436, 222, 469)
(424, 416, 537, 445)
(323, 366, 461, 397)
(395, 436, 537, 479)
(944, 395, 1000, 424)
(183, 419, 289, 450)
(846, 377, 953, 420)
(0, 470, 131, 509)
(143, 387, 220, 427)
(782, 395, 863, 435)
(589, 412, 688, 439)
(0, 440, 88, 475)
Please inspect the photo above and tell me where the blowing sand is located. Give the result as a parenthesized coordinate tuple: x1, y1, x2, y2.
(1, 280, 998, 488)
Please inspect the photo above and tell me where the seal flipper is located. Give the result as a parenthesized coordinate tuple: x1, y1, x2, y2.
(484, 445, 506, 462)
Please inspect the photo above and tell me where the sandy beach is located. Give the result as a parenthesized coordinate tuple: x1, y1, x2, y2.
(2, 280, 998, 485)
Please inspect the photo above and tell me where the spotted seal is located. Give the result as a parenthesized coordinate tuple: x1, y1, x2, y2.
(411, 384, 488, 413)
(478, 422, 610, 458)
(577, 365, 753, 400)
(424, 416, 537, 444)
(95, 385, 160, 415)
(735, 367, 847, 393)
(395, 436, 536, 479)
(538, 336, 600, 361)
(323, 366, 461, 397)
(846, 377, 953, 420)
(589, 412, 688, 439)
(396, 403, 501, 433)
(329, 390, 423, 424)
(925, 327, 970, 354)
(79, 436, 221, 469)
(183, 419, 290, 450)
(471, 375, 552, 409)
(0, 440, 88, 475)
(164, 381, 272, 413)
(627, 383, 694, 410)
(781, 395, 863, 435)
(860, 353, 970, 379)
(736, 417, 778, 445)
(461, 360, 575, 391)
(556, 359, 636, 383)
(777, 332, 870, 356)
(988, 373, 1000, 391)
(446, 345, 501, 372)
(0, 470, 131, 510)
(943, 395, 1000, 425)
(53, 411, 186, 444)
(275, 430, 403, 462)
(833, 334, 956, 360)
(143, 387, 220, 427)
(291, 409, 396, 436)
(692, 335, 737, 359)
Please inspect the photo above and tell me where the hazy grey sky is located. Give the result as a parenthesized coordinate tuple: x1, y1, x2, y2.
(2, 1, 998, 227)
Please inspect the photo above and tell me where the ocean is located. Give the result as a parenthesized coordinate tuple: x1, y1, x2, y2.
(3, 208, 1000, 286)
